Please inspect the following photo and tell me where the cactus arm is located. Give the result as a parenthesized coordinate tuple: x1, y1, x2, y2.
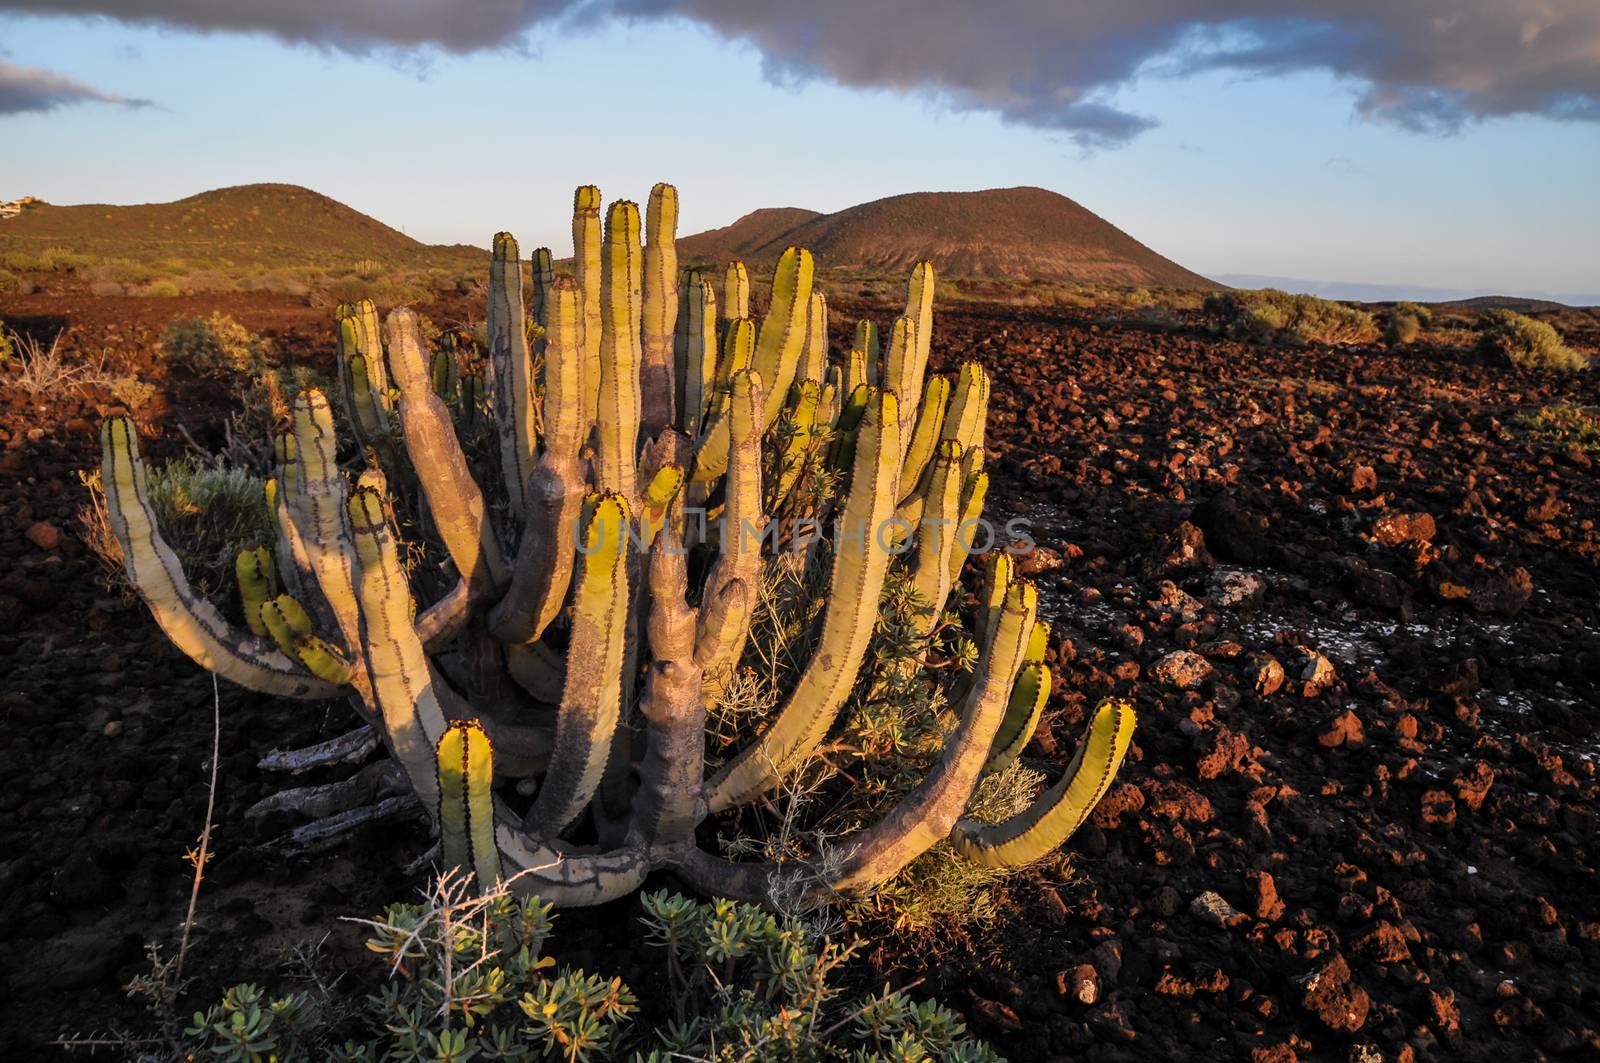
(687, 317, 755, 482)
(488, 233, 539, 514)
(678, 275, 716, 439)
(282, 391, 369, 688)
(505, 640, 566, 703)
(628, 531, 706, 849)
(941, 362, 990, 453)
(387, 309, 510, 597)
(722, 260, 749, 321)
(530, 247, 555, 327)
(949, 467, 990, 588)
(908, 440, 963, 635)
(99, 417, 338, 699)
(750, 247, 815, 429)
(883, 315, 924, 453)
(983, 662, 1050, 775)
(952, 698, 1136, 867)
(824, 580, 1036, 892)
(597, 200, 643, 501)
(690, 371, 765, 683)
(235, 547, 273, 637)
(347, 485, 448, 810)
(826, 383, 872, 471)
(523, 494, 631, 838)
(416, 580, 471, 650)
(904, 261, 934, 398)
(640, 183, 679, 434)
(855, 319, 881, 386)
(897, 374, 951, 505)
(842, 346, 869, 409)
(798, 291, 828, 387)
(771, 380, 822, 511)
(437, 722, 502, 886)
(573, 185, 604, 432)
(260, 593, 313, 656)
(495, 831, 648, 906)
(488, 277, 586, 643)
(819, 376, 840, 430)
(704, 389, 901, 813)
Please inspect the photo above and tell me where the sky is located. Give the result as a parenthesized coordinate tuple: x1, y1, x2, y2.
(2, 2, 1598, 303)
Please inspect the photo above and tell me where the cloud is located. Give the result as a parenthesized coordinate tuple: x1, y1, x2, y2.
(0, 57, 151, 113)
(5, 2, 1599, 146)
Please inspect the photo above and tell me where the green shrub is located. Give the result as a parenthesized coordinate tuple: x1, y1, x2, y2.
(161, 312, 270, 372)
(1390, 301, 1433, 328)
(79, 459, 273, 598)
(1514, 403, 1600, 451)
(0, 320, 12, 365)
(1384, 311, 1423, 347)
(153, 875, 996, 1062)
(1475, 309, 1587, 372)
(147, 280, 181, 297)
(1205, 289, 1377, 346)
(0, 269, 21, 294)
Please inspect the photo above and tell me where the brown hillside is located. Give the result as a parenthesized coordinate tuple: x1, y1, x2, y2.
(0, 183, 446, 265)
(676, 207, 823, 261)
(680, 186, 1213, 289)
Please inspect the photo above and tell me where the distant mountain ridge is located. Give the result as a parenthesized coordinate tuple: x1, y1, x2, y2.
(679, 186, 1213, 289)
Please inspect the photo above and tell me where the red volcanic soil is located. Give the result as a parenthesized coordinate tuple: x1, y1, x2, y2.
(1, 290, 1597, 1060)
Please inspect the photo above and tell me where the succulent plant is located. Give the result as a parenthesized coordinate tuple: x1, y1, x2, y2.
(98, 183, 1135, 907)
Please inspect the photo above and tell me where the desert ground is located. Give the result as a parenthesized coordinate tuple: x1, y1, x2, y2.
(1, 278, 1597, 1062)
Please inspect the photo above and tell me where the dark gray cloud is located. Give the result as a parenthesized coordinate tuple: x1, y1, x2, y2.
(4, 2, 1598, 146)
(0, 57, 150, 113)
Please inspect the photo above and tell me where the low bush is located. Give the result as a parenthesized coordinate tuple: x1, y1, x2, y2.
(0, 320, 12, 364)
(79, 458, 274, 598)
(146, 280, 181, 297)
(1514, 403, 1600, 451)
(120, 874, 996, 1062)
(1205, 289, 1378, 346)
(0, 269, 22, 293)
(1475, 309, 1587, 372)
(161, 312, 271, 372)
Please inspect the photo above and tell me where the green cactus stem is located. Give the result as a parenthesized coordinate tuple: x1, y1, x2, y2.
(488, 232, 539, 514)
(235, 547, 274, 637)
(640, 183, 679, 433)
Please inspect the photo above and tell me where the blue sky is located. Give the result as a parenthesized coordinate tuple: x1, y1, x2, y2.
(3, 5, 1598, 302)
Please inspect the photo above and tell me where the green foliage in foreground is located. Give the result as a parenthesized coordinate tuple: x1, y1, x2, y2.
(0, 319, 13, 365)
(1205, 288, 1378, 347)
(161, 875, 1000, 1062)
(1476, 309, 1588, 372)
(161, 312, 272, 372)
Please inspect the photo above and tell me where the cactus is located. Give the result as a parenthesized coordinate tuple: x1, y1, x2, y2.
(98, 184, 1134, 908)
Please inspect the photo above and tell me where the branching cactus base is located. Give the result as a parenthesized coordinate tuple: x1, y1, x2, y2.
(100, 183, 1136, 908)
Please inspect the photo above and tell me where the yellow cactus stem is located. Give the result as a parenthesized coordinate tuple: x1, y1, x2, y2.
(235, 547, 274, 637)
(750, 247, 816, 430)
(260, 593, 313, 657)
(436, 721, 501, 887)
(854, 319, 881, 385)
(907, 440, 964, 636)
(843, 345, 870, 406)
(573, 185, 604, 431)
(640, 182, 679, 434)
(975, 551, 1013, 649)
(689, 317, 756, 483)
(596, 200, 643, 500)
(1025, 618, 1052, 665)
(293, 634, 357, 686)
(641, 464, 685, 548)
(530, 246, 555, 327)
(942, 361, 991, 457)
(798, 290, 828, 387)
(949, 468, 991, 587)
(904, 261, 935, 398)
(983, 662, 1051, 775)
(676, 272, 717, 439)
(897, 374, 952, 508)
(772, 380, 822, 508)
(722, 260, 749, 322)
(488, 231, 538, 514)
(827, 383, 873, 473)
(953, 698, 1136, 867)
(347, 484, 447, 806)
(705, 387, 901, 813)
(524, 492, 631, 837)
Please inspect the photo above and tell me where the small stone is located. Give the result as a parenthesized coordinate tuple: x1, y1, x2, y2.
(1152, 649, 1213, 690)
(1250, 656, 1286, 696)
(1190, 890, 1248, 929)
(1420, 789, 1457, 830)
(1348, 1044, 1384, 1063)
(1318, 709, 1365, 748)
(103, 719, 124, 738)
(1209, 569, 1267, 609)
(1293, 648, 1338, 697)
(1372, 512, 1436, 547)
(24, 521, 61, 551)
(1352, 921, 1413, 965)
(1349, 465, 1378, 493)
(1014, 545, 1064, 576)
(1245, 870, 1286, 922)
(1299, 954, 1370, 1033)
(1058, 963, 1100, 1005)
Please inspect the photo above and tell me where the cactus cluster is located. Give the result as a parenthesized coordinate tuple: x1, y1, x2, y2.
(99, 183, 1134, 907)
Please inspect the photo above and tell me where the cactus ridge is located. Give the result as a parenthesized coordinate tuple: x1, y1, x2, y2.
(97, 183, 1133, 909)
